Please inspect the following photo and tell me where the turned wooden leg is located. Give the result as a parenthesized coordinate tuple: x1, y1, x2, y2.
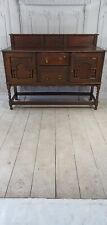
(7, 84, 13, 110)
(95, 85, 100, 110)
(90, 86, 94, 101)
(14, 86, 18, 100)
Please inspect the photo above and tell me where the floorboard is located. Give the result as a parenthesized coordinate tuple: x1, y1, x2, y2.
(68, 108, 105, 199)
(0, 109, 17, 148)
(31, 109, 55, 198)
(56, 108, 80, 198)
(0, 95, 107, 198)
(82, 109, 107, 197)
(0, 109, 29, 197)
(6, 109, 42, 197)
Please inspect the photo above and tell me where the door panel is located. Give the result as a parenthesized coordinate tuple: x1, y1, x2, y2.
(5, 52, 36, 85)
(70, 53, 102, 83)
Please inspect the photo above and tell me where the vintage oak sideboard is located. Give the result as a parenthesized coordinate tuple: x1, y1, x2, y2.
(2, 34, 105, 109)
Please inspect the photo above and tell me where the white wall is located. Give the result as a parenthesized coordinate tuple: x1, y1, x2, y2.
(0, 0, 107, 98)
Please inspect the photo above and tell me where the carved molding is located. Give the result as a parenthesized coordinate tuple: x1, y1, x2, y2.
(18, 0, 91, 6)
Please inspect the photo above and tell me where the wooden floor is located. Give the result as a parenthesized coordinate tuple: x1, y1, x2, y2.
(0, 94, 107, 199)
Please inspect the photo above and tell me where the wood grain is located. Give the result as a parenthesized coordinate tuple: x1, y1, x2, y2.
(6, 109, 42, 197)
(31, 109, 55, 198)
(56, 108, 80, 198)
(0, 109, 29, 197)
(68, 108, 105, 199)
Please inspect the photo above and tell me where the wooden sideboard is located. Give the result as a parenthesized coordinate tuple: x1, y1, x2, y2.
(2, 34, 105, 109)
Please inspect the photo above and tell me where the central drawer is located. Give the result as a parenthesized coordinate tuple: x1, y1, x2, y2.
(38, 53, 69, 65)
(38, 66, 69, 84)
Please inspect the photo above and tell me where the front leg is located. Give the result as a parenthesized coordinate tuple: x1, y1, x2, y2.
(14, 86, 18, 100)
(7, 84, 13, 110)
(90, 86, 94, 101)
(95, 85, 100, 110)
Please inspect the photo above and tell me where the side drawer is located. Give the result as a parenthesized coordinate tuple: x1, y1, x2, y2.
(38, 53, 69, 65)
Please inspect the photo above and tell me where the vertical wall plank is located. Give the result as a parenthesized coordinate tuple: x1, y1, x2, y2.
(8, 0, 21, 33)
(0, 0, 107, 49)
(84, 0, 100, 33)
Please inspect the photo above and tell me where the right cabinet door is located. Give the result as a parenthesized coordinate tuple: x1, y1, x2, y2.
(70, 52, 104, 83)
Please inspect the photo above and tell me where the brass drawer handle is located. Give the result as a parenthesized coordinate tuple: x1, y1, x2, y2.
(92, 57, 96, 60)
(45, 58, 48, 64)
(58, 75, 62, 80)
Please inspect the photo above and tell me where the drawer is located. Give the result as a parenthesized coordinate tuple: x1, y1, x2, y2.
(38, 66, 69, 84)
(38, 53, 69, 65)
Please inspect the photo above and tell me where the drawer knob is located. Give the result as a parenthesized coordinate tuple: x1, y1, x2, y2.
(58, 75, 62, 80)
(45, 58, 48, 64)
(63, 55, 66, 58)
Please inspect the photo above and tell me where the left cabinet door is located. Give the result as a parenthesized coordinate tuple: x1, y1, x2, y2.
(3, 52, 37, 85)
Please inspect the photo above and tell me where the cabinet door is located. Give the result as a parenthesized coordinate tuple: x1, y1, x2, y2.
(4, 52, 36, 85)
(70, 53, 103, 83)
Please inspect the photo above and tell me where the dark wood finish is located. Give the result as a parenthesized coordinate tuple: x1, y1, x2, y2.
(38, 66, 69, 84)
(3, 52, 36, 85)
(38, 53, 69, 65)
(10, 34, 98, 50)
(70, 52, 104, 83)
(10, 34, 44, 50)
(64, 34, 98, 48)
(2, 34, 105, 109)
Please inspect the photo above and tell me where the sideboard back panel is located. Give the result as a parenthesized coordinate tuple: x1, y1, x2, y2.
(10, 35, 43, 50)
(10, 34, 98, 50)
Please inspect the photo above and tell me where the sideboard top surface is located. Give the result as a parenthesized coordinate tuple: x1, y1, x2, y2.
(2, 47, 105, 53)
